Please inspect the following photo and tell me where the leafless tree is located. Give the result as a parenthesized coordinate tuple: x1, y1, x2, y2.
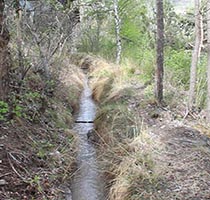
(188, 0, 203, 109)
(0, 0, 10, 100)
(6, 0, 80, 82)
(113, 0, 121, 64)
(207, 0, 210, 121)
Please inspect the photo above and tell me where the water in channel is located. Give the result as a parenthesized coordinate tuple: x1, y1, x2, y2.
(68, 79, 105, 200)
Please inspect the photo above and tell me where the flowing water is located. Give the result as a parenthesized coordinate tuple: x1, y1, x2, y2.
(67, 80, 105, 200)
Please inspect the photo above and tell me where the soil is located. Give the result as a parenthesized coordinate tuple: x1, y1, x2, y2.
(0, 120, 75, 200)
(147, 125, 210, 199)
(130, 89, 210, 199)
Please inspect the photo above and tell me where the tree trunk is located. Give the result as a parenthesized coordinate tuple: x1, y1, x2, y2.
(155, 0, 164, 104)
(113, 0, 121, 65)
(207, 0, 210, 121)
(16, 4, 24, 80)
(188, 0, 203, 109)
(0, 0, 10, 100)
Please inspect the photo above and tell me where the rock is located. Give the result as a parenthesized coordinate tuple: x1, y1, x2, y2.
(134, 69, 141, 75)
(87, 130, 94, 139)
(65, 188, 72, 200)
(49, 150, 62, 164)
(0, 179, 7, 186)
(0, 144, 4, 150)
(150, 111, 160, 119)
(87, 130, 99, 143)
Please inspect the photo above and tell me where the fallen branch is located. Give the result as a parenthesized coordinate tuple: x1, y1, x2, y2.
(0, 172, 12, 179)
(7, 153, 28, 183)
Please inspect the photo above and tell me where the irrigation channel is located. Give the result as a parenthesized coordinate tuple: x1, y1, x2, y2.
(67, 79, 105, 200)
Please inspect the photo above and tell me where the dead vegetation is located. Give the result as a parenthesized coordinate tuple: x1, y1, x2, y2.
(0, 122, 77, 199)
(1, 53, 210, 199)
(0, 56, 84, 199)
(83, 56, 210, 200)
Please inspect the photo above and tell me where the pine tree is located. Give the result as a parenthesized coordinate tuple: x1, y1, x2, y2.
(156, 0, 164, 104)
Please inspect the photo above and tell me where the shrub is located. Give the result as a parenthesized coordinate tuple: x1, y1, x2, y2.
(165, 49, 191, 89)
(0, 101, 9, 121)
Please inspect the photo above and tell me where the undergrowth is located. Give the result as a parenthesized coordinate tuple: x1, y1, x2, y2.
(85, 55, 210, 200)
(0, 55, 84, 199)
(82, 56, 165, 200)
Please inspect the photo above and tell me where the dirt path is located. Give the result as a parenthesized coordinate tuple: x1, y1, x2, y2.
(153, 126, 210, 199)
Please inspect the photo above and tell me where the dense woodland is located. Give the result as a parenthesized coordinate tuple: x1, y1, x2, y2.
(0, 0, 210, 199)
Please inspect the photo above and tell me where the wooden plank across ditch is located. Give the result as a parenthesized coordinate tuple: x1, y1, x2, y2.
(75, 120, 94, 123)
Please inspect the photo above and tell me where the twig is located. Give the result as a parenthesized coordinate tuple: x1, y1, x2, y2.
(7, 153, 28, 183)
(0, 172, 12, 179)
(8, 152, 30, 176)
(183, 104, 189, 121)
(8, 152, 21, 164)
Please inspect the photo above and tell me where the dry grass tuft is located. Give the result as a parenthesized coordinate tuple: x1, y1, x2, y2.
(92, 77, 114, 102)
(87, 56, 135, 105)
(105, 85, 134, 103)
(79, 55, 116, 73)
(52, 59, 85, 112)
(108, 130, 163, 200)
(85, 56, 210, 200)
(81, 56, 122, 103)
(194, 123, 210, 137)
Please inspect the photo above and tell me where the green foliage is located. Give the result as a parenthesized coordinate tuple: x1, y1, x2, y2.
(37, 140, 54, 159)
(121, 19, 141, 42)
(165, 49, 191, 88)
(46, 0, 74, 10)
(164, 48, 207, 109)
(24, 92, 41, 101)
(13, 105, 23, 118)
(78, 0, 155, 63)
(164, 1, 187, 49)
(195, 54, 208, 108)
(0, 101, 9, 121)
(99, 37, 116, 59)
(144, 84, 155, 99)
(30, 175, 43, 193)
(14, 91, 43, 121)
(138, 49, 156, 82)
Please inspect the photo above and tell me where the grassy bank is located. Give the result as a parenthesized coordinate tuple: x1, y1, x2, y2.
(85, 56, 210, 200)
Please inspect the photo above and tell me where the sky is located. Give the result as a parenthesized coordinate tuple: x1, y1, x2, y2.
(172, 0, 194, 13)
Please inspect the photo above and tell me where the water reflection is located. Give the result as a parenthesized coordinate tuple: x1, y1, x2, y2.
(70, 80, 104, 200)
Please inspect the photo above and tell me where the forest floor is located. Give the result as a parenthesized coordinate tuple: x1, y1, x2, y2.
(0, 55, 210, 199)
(0, 121, 76, 199)
(126, 104, 210, 199)
(0, 57, 85, 199)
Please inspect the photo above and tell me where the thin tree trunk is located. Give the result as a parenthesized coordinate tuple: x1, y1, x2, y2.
(188, 0, 203, 109)
(95, 12, 101, 53)
(113, 0, 121, 65)
(155, 0, 164, 104)
(16, 7, 24, 79)
(207, 0, 210, 121)
(0, 0, 10, 100)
